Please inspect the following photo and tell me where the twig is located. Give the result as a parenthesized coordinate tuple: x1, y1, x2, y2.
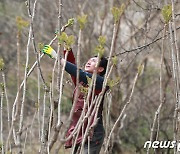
(2, 72, 10, 133)
(105, 91, 112, 141)
(156, 24, 167, 140)
(147, 24, 167, 154)
(57, 51, 68, 126)
(2, 71, 11, 152)
(37, 52, 41, 143)
(47, 1, 63, 151)
(0, 79, 4, 154)
(57, 0, 63, 91)
(71, 27, 82, 153)
(99, 0, 108, 36)
(169, 22, 179, 154)
(72, 96, 98, 154)
(103, 22, 118, 88)
(22, 128, 28, 154)
(40, 89, 48, 154)
(17, 1, 38, 153)
(76, 55, 104, 154)
(79, 26, 116, 152)
(170, 0, 180, 149)
(22, 111, 37, 154)
(116, 26, 180, 56)
(6, 17, 69, 154)
(48, 122, 63, 151)
(105, 69, 140, 153)
(132, 0, 160, 11)
(15, 27, 21, 118)
(31, 19, 48, 90)
(47, 84, 53, 154)
(48, 51, 68, 151)
(58, 21, 83, 154)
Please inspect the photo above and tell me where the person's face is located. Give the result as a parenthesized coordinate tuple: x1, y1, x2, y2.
(84, 57, 104, 74)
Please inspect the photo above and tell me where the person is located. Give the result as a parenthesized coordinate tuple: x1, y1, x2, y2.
(42, 45, 108, 154)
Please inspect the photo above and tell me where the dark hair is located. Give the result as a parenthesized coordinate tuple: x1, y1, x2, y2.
(95, 56, 108, 76)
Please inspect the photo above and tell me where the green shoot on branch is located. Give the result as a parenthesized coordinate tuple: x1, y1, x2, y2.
(94, 36, 106, 57)
(58, 32, 75, 50)
(112, 56, 118, 65)
(55, 18, 75, 35)
(66, 18, 75, 27)
(107, 77, 120, 89)
(16, 16, 29, 31)
(0, 83, 4, 92)
(94, 46, 104, 58)
(77, 14, 88, 30)
(58, 32, 68, 44)
(111, 4, 125, 23)
(38, 43, 44, 52)
(35, 101, 39, 110)
(98, 36, 106, 46)
(162, 5, 172, 23)
(0, 58, 4, 71)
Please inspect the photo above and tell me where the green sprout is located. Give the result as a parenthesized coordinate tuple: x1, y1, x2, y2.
(55, 18, 75, 35)
(98, 36, 106, 46)
(107, 77, 120, 89)
(0, 83, 4, 92)
(112, 56, 118, 65)
(94, 45, 105, 57)
(35, 101, 39, 110)
(111, 4, 125, 23)
(65, 35, 75, 49)
(93, 36, 106, 57)
(16, 16, 29, 31)
(66, 18, 75, 27)
(58, 32, 68, 44)
(38, 43, 44, 51)
(77, 14, 88, 30)
(0, 58, 4, 71)
(162, 5, 172, 23)
(58, 32, 75, 50)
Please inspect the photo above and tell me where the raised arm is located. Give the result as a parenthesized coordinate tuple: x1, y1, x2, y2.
(63, 61, 104, 90)
(42, 45, 77, 86)
(42, 45, 103, 89)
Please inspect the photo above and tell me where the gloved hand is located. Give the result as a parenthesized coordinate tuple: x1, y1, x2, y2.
(42, 45, 57, 59)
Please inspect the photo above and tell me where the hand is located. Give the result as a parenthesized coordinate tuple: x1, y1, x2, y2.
(42, 45, 57, 59)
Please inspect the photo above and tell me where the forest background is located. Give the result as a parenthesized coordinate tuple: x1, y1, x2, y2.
(0, 0, 180, 153)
